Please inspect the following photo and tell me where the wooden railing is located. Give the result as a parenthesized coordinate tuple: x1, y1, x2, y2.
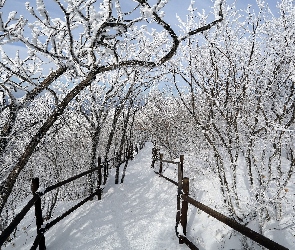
(151, 147, 289, 250)
(0, 141, 145, 249)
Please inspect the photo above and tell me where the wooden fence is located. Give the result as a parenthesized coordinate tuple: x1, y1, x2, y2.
(151, 147, 289, 250)
(0, 141, 145, 250)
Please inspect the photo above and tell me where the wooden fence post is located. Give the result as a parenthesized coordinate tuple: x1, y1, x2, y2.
(135, 144, 138, 154)
(177, 161, 183, 244)
(181, 177, 189, 237)
(31, 178, 46, 250)
(97, 157, 102, 200)
(115, 152, 120, 184)
(159, 153, 163, 174)
(180, 155, 184, 178)
(107, 159, 109, 176)
(98, 157, 102, 186)
(151, 147, 156, 168)
(178, 155, 184, 244)
(103, 161, 107, 185)
(151, 148, 159, 168)
(129, 144, 134, 160)
(125, 146, 128, 161)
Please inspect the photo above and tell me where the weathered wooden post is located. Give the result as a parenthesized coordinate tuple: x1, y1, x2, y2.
(176, 160, 183, 244)
(97, 187, 102, 201)
(159, 153, 163, 174)
(127, 144, 130, 160)
(180, 155, 184, 178)
(98, 157, 102, 186)
(115, 152, 120, 184)
(97, 157, 102, 200)
(125, 145, 128, 161)
(178, 155, 184, 244)
(31, 178, 46, 250)
(181, 177, 189, 236)
(177, 160, 183, 244)
(129, 144, 134, 160)
(135, 144, 138, 154)
(103, 161, 107, 185)
(151, 147, 156, 168)
(151, 148, 159, 168)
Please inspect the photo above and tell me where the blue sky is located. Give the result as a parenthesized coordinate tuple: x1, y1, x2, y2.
(0, 0, 280, 98)
(0, 0, 279, 62)
(1, 0, 279, 28)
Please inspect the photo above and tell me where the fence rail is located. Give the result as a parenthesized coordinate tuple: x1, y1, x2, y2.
(31, 189, 100, 250)
(151, 147, 289, 250)
(0, 141, 145, 249)
(154, 171, 178, 186)
(182, 194, 288, 250)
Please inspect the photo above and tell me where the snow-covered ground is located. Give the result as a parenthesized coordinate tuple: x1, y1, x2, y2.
(3, 142, 292, 249)
(4, 143, 188, 250)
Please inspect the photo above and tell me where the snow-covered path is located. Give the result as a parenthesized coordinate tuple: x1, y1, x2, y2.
(7, 142, 188, 250)
(46, 142, 187, 250)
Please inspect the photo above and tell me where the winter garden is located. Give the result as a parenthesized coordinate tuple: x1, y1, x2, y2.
(0, 0, 294, 249)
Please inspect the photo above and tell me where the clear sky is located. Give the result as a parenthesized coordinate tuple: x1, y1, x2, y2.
(1, 0, 279, 28)
(0, 0, 280, 59)
(0, 0, 280, 98)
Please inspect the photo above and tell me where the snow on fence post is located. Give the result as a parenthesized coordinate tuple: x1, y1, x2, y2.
(181, 177, 189, 237)
(31, 178, 46, 250)
(180, 155, 184, 178)
(159, 153, 163, 174)
(115, 152, 120, 184)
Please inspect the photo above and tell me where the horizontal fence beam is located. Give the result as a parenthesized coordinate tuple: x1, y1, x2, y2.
(0, 152, 127, 247)
(0, 194, 39, 246)
(154, 158, 179, 165)
(44, 166, 101, 194)
(45, 153, 126, 193)
(159, 159, 179, 164)
(31, 189, 100, 250)
(181, 195, 288, 250)
(179, 235, 199, 250)
(154, 171, 178, 186)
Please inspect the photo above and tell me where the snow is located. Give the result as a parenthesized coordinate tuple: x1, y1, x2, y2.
(3, 142, 292, 249)
(4, 143, 187, 249)
(214, 0, 223, 18)
(140, 6, 155, 19)
(36, 187, 45, 195)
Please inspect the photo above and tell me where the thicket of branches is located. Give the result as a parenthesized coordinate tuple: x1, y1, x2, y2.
(137, 1, 295, 248)
(1, 0, 294, 248)
(0, 0, 223, 243)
